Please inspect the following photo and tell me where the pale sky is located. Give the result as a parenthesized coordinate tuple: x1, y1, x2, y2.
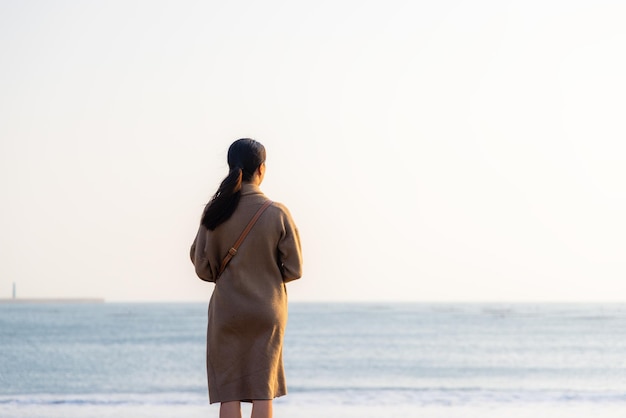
(1, 0, 625, 302)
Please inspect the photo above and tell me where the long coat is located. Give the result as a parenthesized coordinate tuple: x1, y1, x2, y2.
(190, 183, 303, 404)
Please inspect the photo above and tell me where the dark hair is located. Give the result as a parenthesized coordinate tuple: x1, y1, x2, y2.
(201, 138, 266, 230)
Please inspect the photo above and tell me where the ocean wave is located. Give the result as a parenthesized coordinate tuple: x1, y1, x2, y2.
(282, 387, 626, 406)
(2, 388, 626, 408)
(0, 392, 207, 407)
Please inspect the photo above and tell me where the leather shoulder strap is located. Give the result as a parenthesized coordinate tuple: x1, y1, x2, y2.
(217, 200, 273, 278)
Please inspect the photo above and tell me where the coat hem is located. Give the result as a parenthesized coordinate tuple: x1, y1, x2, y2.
(209, 392, 287, 405)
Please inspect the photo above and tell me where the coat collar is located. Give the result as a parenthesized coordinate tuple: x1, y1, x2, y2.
(240, 182, 264, 196)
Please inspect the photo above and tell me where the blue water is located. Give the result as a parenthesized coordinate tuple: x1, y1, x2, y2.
(1, 302, 626, 417)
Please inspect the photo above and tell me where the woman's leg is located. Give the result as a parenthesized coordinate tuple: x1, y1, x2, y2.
(220, 401, 242, 418)
(251, 400, 272, 418)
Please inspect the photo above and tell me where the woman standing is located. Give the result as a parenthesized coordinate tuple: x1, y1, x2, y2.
(190, 138, 303, 418)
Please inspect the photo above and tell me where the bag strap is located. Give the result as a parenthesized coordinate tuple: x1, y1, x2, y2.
(217, 200, 273, 278)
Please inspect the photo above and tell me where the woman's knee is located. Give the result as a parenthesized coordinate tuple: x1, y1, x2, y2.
(220, 401, 242, 418)
(251, 399, 273, 418)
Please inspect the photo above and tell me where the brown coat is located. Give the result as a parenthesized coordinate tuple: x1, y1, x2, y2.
(190, 183, 303, 404)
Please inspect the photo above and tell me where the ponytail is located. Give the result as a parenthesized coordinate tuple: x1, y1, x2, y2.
(201, 168, 243, 230)
(201, 139, 266, 230)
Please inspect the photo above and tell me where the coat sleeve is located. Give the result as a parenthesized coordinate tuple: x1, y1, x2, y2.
(277, 207, 303, 283)
(190, 225, 215, 282)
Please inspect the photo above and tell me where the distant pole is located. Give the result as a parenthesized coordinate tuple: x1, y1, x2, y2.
(12, 282, 16, 300)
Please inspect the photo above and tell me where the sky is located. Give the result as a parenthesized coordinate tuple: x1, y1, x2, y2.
(1, 0, 625, 302)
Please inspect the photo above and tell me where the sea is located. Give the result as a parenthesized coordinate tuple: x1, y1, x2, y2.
(1, 302, 625, 418)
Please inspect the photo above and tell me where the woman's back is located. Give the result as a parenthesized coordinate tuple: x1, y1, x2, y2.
(190, 139, 302, 414)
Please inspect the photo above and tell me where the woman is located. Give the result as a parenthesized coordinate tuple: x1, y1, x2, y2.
(190, 138, 303, 418)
